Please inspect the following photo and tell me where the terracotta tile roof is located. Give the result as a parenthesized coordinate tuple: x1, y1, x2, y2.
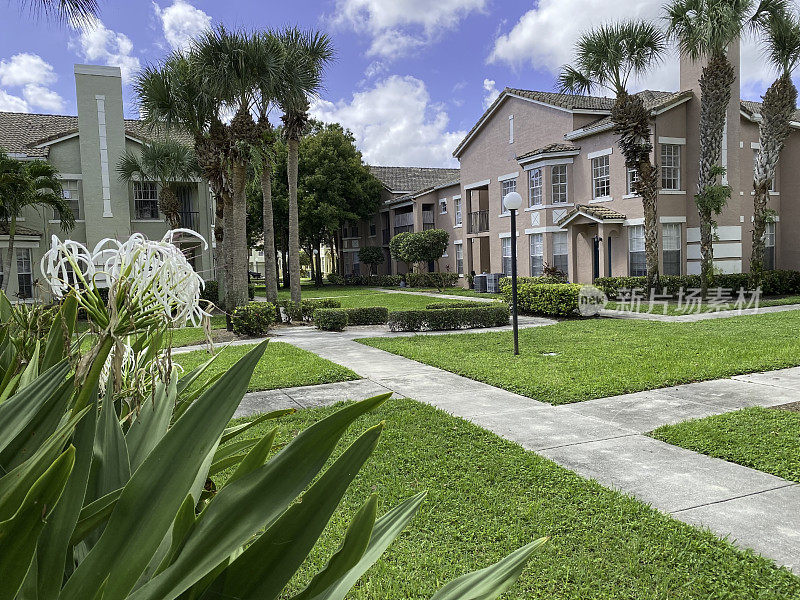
(0, 111, 193, 158)
(516, 143, 580, 161)
(0, 224, 41, 236)
(557, 204, 627, 226)
(368, 165, 460, 194)
(741, 99, 800, 122)
(391, 178, 461, 203)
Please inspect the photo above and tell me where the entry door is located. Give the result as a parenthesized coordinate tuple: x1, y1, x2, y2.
(592, 237, 600, 281)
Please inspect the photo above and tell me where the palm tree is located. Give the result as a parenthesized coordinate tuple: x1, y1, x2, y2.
(0, 151, 75, 294)
(251, 31, 287, 304)
(666, 0, 754, 293)
(15, 0, 99, 24)
(750, 2, 800, 281)
(117, 138, 199, 229)
(276, 27, 335, 307)
(560, 21, 666, 291)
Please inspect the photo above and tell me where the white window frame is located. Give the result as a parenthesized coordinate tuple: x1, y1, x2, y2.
(626, 167, 640, 196)
(455, 243, 463, 275)
(662, 222, 681, 275)
(592, 155, 610, 199)
(501, 237, 512, 276)
(134, 181, 160, 220)
(57, 179, 81, 221)
(661, 144, 681, 191)
(628, 225, 646, 276)
(529, 233, 543, 276)
(552, 232, 568, 276)
(528, 168, 542, 207)
(454, 197, 462, 226)
(765, 221, 776, 270)
(16, 248, 33, 299)
(501, 178, 517, 215)
(551, 164, 568, 204)
(509, 114, 514, 144)
(439, 198, 447, 214)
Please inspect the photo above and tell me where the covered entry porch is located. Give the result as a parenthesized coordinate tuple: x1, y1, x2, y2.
(557, 205, 628, 284)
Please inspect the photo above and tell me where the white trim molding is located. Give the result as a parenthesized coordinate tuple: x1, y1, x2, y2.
(660, 190, 686, 195)
(498, 231, 521, 239)
(525, 226, 565, 235)
(521, 157, 575, 170)
(658, 136, 686, 145)
(56, 173, 83, 180)
(660, 216, 687, 223)
(96, 94, 113, 218)
(587, 147, 613, 160)
(453, 239, 463, 245)
(624, 218, 645, 226)
(464, 179, 490, 190)
(497, 171, 519, 182)
(751, 142, 761, 150)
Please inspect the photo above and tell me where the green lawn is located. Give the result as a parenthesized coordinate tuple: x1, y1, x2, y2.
(650, 407, 800, 483)
(389, 286, 504, 300)
(359, 310, 800, 404)
(605, 295, 800, 316)
(175, 341, 358, 392)
(217, 398, 800, 599)
(77, 314, 228, 350)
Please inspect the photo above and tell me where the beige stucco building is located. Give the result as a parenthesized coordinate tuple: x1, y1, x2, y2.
(346, 41, 794, 286)
(0, 64, 216, 302)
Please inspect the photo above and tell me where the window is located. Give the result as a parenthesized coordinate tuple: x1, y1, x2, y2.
(455, 244, 463, 275)
(528, 168, 542, 206)
(509, 114, 514, 144)
(529, 233, 543, 276)
(439, 198, 447, 214)
(134, 182, 159, 220)
(57, 180, 81, 220)
(454, 197, 462, 226)
(628, 225, 646, 276)
(501, 237, 512, 276)
(662, 223, 681, 275)
(16, 248, 32, 299)
(592, 155, 610, 199)
(765, 222, 776, 271)
(551, 165, 568, 204)
(552, 232, 568, 276)
(352, 251, 361, 275)
(661, 144, 681, 190)
(369, 222, 376, 237)
(501, 178, 517, 214)
(626, 167, 639, 195)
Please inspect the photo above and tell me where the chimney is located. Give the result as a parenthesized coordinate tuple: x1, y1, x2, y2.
(74, 64, 132, 247)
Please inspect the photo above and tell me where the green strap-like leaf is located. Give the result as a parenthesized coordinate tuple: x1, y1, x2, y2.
(17, 342, 40, 391)
(68, 488, 123, 546)
(85, 385, 131, 507)
(41, 294, 78, 371)
(220, 409, 294, 444)
(59, 340, 269, 600)
(224, 427, 277, 486)
(298, 492, 427, 600)
(125, 376, 177, 472)
(220, 423, 384, 599)
(429, 537, 548, 600)
(127, 393, 391, 600)
(0, 446, 75, 600)
(154, 493, 196, 576)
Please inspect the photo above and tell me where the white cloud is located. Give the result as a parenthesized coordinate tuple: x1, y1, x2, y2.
(310, 75, 465, 167)
(0, 89, 28, 112)
(488, 0, 770, 96)
(482, 78, 499, 108)
(23, 84, 65, 112)
(153, 0, 211, 52)
(333, 0, 487, 58)
(364, 60, 388, 79)
(0, 53, 56, 87)
(72, 17, 140, 81)
(0, 53, 64, 113)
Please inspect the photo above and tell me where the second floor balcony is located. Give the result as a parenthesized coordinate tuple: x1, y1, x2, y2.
(468, 210, 489, 234)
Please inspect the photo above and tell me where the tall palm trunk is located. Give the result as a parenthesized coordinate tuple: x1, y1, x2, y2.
(230, 162, 251, 309)
(221, 189, 236, 317)
(287, 136, 301, 307)
(696, 53, 736, 294)
(2, 217, 16, 293)
(751, 73, 797, 283)
(612, 92, 660, 290)
(260, 165, 279, 303)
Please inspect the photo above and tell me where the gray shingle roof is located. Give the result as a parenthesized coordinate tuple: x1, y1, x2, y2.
(516, 143, 580, 162)
(368, 165, 460, 194)
(506, 88, 616, 111)
(0, 111, 193, 158)
(741, 99, 800, 122)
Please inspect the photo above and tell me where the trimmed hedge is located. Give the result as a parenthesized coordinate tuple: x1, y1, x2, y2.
(343, 306, 389, 326)
(231, 302, 276, 336)
(325, 272, 459, 289)
(503, 283, 582, 317)
(200, 281, 255, 304)
(426, 301, 485, 310)
(314, 308, 348, 331)
(594, 270, 800, 297)
(497, 276, 566, 293)
(277, 298, 342, 323)
(387, 305, 510, 332)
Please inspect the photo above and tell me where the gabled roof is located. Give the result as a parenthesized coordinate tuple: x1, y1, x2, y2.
(557, 204, 627, 227)
(368, 165, 460, 194)
(0, 224, 40, 236)
(0, 111, 193, 158)
(741, 100, 800, 124)
(390, 178, 461, 204)
(516, 143, 581, 163)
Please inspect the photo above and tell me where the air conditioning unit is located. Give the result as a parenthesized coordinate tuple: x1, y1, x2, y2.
(486, 273, 504, 293)
(473, 274, 487, 293)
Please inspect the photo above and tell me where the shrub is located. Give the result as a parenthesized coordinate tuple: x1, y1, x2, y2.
(326, 273, 403, 287)
(231, 302, 277, 336)
(276, 298, 342, 323)
(503, 283, 582, 317)
(498, 276, 566, 294)
(314, 307, 349, 331)
(388, 305, 510, 332)
(358, 245, 386, 274)
(406, 272, 459, 288)
(426, 301, 485, 309)
(344, 306, 389, 325)
(592, 272, 800, 298)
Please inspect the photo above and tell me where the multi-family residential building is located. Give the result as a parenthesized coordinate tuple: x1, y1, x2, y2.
(345, 40, 795, 286)
(0, 64, 216, 301)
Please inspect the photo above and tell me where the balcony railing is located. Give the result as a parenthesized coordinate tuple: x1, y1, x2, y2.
(394, 225, 413, 236)
(179, 210, 199, 230)
(468, 210, 489, 234)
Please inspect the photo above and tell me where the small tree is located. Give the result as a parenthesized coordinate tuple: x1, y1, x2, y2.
(389, 231, 413, 273)
(409, 229, 449, 271)
(358, 245, 384, 275)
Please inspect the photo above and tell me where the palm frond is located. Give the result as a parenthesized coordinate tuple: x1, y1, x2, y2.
(18, 0, 99, 26)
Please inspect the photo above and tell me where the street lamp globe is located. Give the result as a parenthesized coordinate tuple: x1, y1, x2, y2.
(504, 191, 523, 212)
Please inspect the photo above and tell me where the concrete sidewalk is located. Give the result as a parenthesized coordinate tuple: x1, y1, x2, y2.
(600, 302, 800, 322)
(254, 326, 800, 573)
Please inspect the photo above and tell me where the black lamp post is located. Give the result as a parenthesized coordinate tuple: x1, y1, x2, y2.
(503, 191, 523, 355)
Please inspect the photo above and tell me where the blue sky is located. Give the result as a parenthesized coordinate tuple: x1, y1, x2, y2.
(0, 0, 791, 167)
